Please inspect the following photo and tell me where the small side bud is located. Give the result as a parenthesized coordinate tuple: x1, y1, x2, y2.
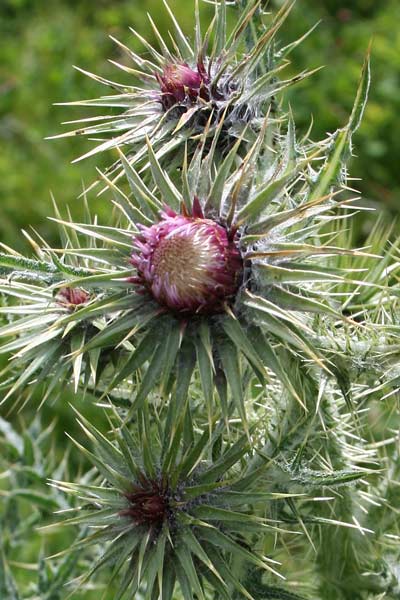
(55, 287, 90, 310)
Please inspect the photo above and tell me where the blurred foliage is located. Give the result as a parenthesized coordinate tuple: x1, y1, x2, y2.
(0, 411, 117, 598)
(273, 0, 399, 221)
(0, 0, 398, 254)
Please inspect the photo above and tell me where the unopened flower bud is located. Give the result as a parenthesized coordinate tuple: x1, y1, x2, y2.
(156, 62, 208, 110)
(56, 287, 90, 310)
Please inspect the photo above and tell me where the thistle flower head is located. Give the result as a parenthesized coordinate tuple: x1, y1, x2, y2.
(131, 202, 242, 313)
(53, 409, 301, 599)
(0, 247, 106, 404)
(50, 0, 314, 179)
(156, 61, 208, 109)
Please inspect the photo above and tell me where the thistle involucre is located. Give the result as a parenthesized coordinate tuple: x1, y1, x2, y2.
(131, 201, 242, 313)
(0, 276, 102, 404)
(53, 410, 298, 599)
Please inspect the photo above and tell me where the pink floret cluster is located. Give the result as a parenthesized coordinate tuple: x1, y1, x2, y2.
(131, 203, 242, 314)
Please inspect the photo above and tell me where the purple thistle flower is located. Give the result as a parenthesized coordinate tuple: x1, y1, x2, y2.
(51, 2, 302, 169)
(131, 200, 243, 314)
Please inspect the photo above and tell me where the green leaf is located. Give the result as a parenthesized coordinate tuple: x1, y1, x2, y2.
(255, 262, 344, 284)
(82, 304, 154, 351)
(175, 541, 205, 600)
(236, 152, 313, 224)
(219, 315, 266, 380)
(178, 429, 211, 481)
(181, 528, 225, 586)
(195, 324, 215, 425)
(105, 320, 162, 394)
(309, 50, 370, 202)
(7, 489, 59, 511)
(0, 418, 23, 456)
(213, 490, 301, 506)
(48, 218, 133, 249)
(118, 149, 162, 216)
(192, 504, 266, 524)
(160, 319, 183, 391)
(162, 416, 184, 477)
(0, 253, 56, 275)
(162, 0, 194, 59)
(146, 137, 182, 211)
(161, 557, 176, 600)
(72, 408, 128, 477)
(284, 465, 367, 488)
(2, 341, 61, 404)
(198, 431, 251, 484)
(66, 434, 133, 492)
(174, 340, 196, 414)
(218, 340, 248, 428)
(70, 328, 86, 392)
(129, 329, 173, 413)
(0, 550, 21, 600)
(174, 557, 194, 600)
(207, 135, 243, 213)
(197, 527, 270, 573)
(259, 588, 309, 600)
(268, 286, 341, 318)
(183, 480, 234, 498)
(204, 544, 255, 600)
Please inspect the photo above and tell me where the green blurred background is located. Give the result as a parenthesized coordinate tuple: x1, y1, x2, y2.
(0, 0, 398, 254)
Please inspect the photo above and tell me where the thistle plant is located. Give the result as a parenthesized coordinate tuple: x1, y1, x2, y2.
(48, 0, 317, 181)
(1, 2, 400, 600)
